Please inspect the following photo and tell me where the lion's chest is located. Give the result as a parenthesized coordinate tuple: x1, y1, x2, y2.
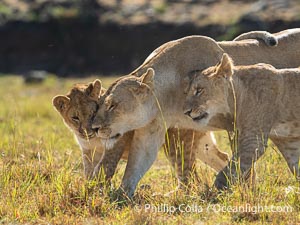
(271, 121, 300, 138)
(76, 136, 104, 153)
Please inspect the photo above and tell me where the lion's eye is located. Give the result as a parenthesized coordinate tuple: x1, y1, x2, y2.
(194, 88, 204, 97)
(108, 104, 117, 112)
(71, 116, 80, 122)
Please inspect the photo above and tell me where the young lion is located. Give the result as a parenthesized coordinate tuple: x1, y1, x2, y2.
(184, 53, 300, 189)
(52, 80, 133, 181)
(53, 79, 229, 187)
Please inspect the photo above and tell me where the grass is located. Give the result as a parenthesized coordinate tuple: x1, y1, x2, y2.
(0, 75, 299, 224)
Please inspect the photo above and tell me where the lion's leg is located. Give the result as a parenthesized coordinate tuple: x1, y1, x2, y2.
(91, 148, 122, 184)
(165, 129, 229, 188)
(92, 131, 134, 182)
(271, 137, 300, 180)
(82, 152, 94, 178)
(214, 130, 269, 189)
(119, 120, 165, 197)
(194, 131, 229, 172)
(165, 128, 197, 187)
(82, 148, 104, 179)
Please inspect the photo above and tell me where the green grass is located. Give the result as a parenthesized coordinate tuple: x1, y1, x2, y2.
(0, 75, 299, 224)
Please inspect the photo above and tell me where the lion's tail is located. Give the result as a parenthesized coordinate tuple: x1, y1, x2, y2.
(233, 31, 278, 47)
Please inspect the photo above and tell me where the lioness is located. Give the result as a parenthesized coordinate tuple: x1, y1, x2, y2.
(91, 28, 300, 197)
(52, 80, 133, 181)
(52, 80, 229, 185)
(184, 53, 300, 189)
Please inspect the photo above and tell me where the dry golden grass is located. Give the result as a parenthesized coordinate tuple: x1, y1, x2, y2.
(0, 75, 299, 224)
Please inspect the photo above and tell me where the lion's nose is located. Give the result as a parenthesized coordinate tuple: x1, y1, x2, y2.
(184, 109, 192, 117)
(92, 123, 102, 130)
(92, 127, 99, 133)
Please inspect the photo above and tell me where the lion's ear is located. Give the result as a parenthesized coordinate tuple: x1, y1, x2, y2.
(86, 79, 102, 100)
(140, 68, 155, 86)
(52, 95, 70, 113)
(91, 79, 102, 99)
(100, 86, 107, 96)
(129, 68, 155, 98)
(214, 53, 234, 79)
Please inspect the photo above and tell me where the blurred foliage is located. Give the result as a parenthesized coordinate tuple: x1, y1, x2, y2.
(0, 0, 299, 26)
(0, 0, 299, 76)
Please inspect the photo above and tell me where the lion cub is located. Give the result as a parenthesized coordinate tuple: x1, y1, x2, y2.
(184, 53, 300, 189)
(52, 80, 133, 181)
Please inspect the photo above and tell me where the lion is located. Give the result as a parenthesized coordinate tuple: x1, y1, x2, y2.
(91, 28, 300, 197)
(52, 80, 229, 186)
(52, 80, 133, 181)
(184, 53, 300, 189)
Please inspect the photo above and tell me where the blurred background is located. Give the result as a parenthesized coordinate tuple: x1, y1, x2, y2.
(0, 0, 299, 78)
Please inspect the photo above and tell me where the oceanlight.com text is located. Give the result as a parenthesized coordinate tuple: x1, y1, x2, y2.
(135, 203, 293, 214)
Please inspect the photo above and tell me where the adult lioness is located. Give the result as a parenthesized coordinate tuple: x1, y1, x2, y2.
(52, 80, 133, 181)
(52, 80, 229, 185)
(92, 29, 300, 197)
(184, 53, 300, 188)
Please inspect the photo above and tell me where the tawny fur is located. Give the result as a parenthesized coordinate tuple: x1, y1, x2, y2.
(52, 80, 133, 181)
(184, 53, 300, 189)
(53, 80, 229, 188)
(233, 31, 278, 46)
(92, 28, 300, 196)
(52, 80, 228, 187)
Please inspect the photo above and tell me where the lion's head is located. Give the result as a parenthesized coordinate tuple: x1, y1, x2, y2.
(183, 54, 233, 128)
(92, 68, 156, 141)
(52, 79, 104, 140)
